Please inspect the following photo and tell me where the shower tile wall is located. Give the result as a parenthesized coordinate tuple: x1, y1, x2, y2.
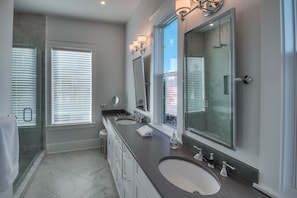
(205, 23, 231, 143)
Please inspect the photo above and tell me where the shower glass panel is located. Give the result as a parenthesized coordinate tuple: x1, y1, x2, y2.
(11, 46, 43, 191)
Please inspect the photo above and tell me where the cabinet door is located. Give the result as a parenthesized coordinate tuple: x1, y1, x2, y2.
(107, 124, 114, 169)
(134, 160, 161, 198)
(134, 178, 151, 198)
(114, 130, 123, 197)
(106, 120, 115, 174)
(123, 145, 133, 197)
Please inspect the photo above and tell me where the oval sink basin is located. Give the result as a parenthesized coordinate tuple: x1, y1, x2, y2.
(116, 119, 137, 125)
(159, 158, 220, 195)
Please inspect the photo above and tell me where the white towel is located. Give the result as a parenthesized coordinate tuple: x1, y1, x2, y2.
(0, 116, 19, 192)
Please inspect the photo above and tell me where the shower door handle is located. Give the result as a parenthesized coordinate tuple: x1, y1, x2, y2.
(23, 107, 33, 122)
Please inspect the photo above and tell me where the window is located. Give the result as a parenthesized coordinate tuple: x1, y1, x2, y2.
(11, 47, 37, 127)
(186, 57, 205, 112)
(51, 47, 92, 125)
(161, 18, 178, 128)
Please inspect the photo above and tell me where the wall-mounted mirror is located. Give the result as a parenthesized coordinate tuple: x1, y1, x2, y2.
(184, 8, 236, 149)
(133, 56, 147, 111)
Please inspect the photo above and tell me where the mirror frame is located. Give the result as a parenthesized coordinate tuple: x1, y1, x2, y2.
(133, 56, 148, 111)
(184, 8, 236, 149)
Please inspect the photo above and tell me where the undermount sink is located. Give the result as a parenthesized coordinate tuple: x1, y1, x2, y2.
(159, 158, 220, 195)
(116, 118, 137, 125)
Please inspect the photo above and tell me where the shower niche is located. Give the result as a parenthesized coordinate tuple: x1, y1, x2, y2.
(184, 8, 236, 149)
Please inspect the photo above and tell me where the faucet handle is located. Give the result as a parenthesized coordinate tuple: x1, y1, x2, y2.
(193, 146, 203, 161)
(193, 145, 202, 152)
(220, 161, 235, 177)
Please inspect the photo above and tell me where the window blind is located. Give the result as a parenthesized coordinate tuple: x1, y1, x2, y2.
(186, 57, 205, 112)
(162, 72, 177, 127)
(51, 48, 92, 125)
(11, 47, 37, 127)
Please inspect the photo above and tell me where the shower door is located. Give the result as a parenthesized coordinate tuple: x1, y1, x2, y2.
(11, 46, 43, 191)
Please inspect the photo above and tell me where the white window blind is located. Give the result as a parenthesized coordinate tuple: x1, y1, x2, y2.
(186, 57, 205, 112)
(11, 47, 37, 127)
(162, 72, 177, 126)
(51, 48, 92, 125)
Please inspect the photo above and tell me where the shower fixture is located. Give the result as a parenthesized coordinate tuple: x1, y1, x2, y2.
(213, 19, 227, 49)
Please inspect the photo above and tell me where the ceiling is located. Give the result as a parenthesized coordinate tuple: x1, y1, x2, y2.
(14, 0, 141, 24)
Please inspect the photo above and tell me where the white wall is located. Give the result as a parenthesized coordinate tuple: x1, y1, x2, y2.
(0, 1, 14, 197)
(259, 0, 282, 196)
(0, 0, 13, 117)
(126, 0, 282, 196)
(46, 16, 126, 153)
(125, 0, 164, 116)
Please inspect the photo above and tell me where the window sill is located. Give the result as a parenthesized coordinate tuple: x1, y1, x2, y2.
(148, 123, 174, 138)
(46, 122, 97, 132)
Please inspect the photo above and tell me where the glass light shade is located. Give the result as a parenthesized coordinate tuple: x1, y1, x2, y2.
(138, 35, 147, 44)
(129, 44, 134, 52)
(133, 41, 140, 49)
(175, 0, 191, 15)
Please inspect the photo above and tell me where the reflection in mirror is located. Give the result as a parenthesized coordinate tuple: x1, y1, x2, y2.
(133, 56, 147, 111)
(143, 55, 151, 111)
(184, 8, 236, 149)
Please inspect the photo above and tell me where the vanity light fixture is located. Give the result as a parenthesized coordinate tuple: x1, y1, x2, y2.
(175, 0, 224, 21)
(100, 0, 106, 5)
(129, 35, 147, 55)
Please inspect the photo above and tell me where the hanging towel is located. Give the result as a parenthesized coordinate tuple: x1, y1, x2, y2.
(0, 116, 19, 192)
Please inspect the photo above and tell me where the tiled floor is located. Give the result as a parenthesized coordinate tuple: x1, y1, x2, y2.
(24, 149, 118, 198)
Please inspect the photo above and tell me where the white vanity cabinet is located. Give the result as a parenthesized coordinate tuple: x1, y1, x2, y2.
(122, 144, 133, 198)
(114, 131, 123, 197)
(133, 160, 161, 198)
(104, 118, 123, 197)
(103, 117, 161, 198)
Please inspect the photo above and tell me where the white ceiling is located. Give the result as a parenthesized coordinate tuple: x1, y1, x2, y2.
(14, 0, 141, 24)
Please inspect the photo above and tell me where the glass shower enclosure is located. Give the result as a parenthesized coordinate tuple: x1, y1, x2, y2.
(11, 46, 43, 191)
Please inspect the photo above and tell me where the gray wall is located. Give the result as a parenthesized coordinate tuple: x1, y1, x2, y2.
(45, 16, 126, 153)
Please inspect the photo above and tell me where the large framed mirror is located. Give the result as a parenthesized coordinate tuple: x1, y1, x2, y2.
(184, 8, 236, 149)
(133, 56, 147, 111)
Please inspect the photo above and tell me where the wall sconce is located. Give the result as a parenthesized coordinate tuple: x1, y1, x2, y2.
(175, 0, 224, 21)
(129, 35, 147, 55)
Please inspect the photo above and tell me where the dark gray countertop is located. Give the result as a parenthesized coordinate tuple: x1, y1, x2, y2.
(105, 115, 269, 198)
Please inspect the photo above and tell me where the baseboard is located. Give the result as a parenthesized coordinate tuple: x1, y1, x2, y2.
(14, 150, 46, 198)
(252, 183, 279, 198)
(46, 138, 100, 154)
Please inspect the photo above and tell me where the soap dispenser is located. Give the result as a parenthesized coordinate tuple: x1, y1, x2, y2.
(169, 132, 178, 150)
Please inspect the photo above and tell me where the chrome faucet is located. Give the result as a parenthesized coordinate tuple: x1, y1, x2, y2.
(207, 153, 215, 168)
(193, 146, 203, 161)
(220, 161, 235, 177)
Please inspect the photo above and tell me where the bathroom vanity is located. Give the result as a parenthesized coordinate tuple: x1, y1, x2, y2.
(102, 111, 269, 198)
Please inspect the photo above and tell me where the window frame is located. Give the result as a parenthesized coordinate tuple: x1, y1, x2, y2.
(46, 41, 96, 127)
(152, 13, 184, 136)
